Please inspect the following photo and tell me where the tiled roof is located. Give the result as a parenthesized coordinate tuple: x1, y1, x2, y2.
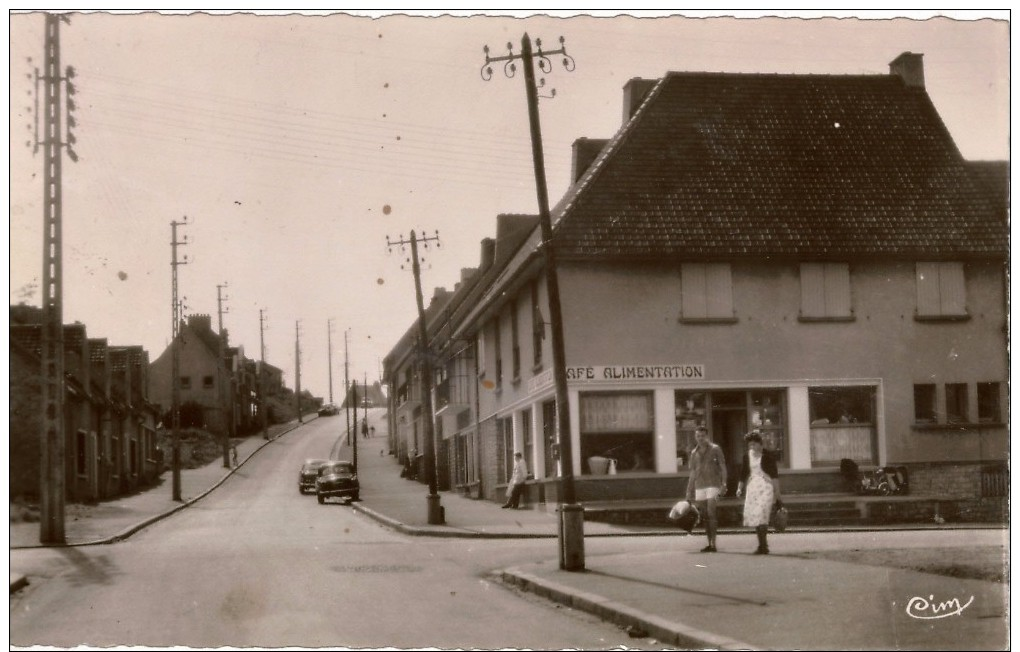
(553, 71, 1007, 259)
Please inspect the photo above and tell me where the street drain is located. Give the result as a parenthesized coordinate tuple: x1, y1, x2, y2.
(331, 564, 423, 573)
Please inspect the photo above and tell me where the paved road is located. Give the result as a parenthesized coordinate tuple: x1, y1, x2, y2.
(9, 414, 673, 649)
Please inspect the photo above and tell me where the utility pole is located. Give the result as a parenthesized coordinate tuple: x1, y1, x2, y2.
(344, 328, 351, 442)
(170, 218, 189, 502)
(259, 309, 268, 440)
(386, 230, 444, 524)
(351, 380, 359, 473)
(216, 282, 231, 468)
(481, 34, 583, 570)
(327, 319, 335, 404)
(32, 13, 78, 544)
(295, 321, 303, 423)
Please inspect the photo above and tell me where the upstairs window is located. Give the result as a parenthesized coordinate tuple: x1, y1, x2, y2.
(681, 263, 733, 320)
(180, 376, 191, 390)
(531, 281, 544, 367)
(511, 302, 521, 380)
(800, 263, 852, 319)
(494, 319, 503, 388)
(916, 262, 967, 318)
(203, 375, 214, 389)
(945, 383, 969, 424)
(913, 384, 937, 423)
(978, 382, 1002, 423)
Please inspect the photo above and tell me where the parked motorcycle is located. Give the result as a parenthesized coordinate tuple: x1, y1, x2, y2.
(840, 459, 909, 496)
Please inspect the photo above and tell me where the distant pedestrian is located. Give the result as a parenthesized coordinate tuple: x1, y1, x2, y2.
(685, 426, 726, 552)
(369, 426, 376, 438)
(502, 452, 528, 509)
(735, 430, 782, 554)
(361, 418, 369, 439)
(231, 443, 238, 468)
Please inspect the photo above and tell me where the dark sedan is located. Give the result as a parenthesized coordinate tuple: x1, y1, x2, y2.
(298, 459, 328, 494)
(316, 460, 360, 504)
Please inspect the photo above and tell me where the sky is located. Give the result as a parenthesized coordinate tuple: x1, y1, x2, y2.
(7, 10, 1011, 403)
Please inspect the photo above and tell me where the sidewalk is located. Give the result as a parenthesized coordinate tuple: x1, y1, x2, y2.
(11, 416, 1008, 650)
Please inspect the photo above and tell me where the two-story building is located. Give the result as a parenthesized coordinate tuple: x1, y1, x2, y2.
(385, 53, 1008, 519)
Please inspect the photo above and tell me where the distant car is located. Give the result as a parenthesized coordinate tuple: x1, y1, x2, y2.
(318, 404, 339, 417)
(299, 459, 329, 494)
(316, 460, 360, 504)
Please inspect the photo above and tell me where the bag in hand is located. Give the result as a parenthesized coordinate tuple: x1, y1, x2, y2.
(771, 503, 789, 533)
(667, 500, 700, 533)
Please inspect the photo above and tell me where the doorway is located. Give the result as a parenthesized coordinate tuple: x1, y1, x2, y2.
(712, 397, 747, 495)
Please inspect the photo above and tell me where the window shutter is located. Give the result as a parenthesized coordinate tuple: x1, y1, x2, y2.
(681, 264, 708, 318)
(800, 263, 826, 316)
(939, 263, 966, 315)
(824, 263, 852, 316)
(705, 264, 733, 318)
(916, 262, 941, 316)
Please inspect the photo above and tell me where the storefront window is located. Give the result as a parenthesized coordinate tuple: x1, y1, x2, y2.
(750, 390, 785, 459)
(809, 385, 877, 466)
(674, 391, 707, 468)
(580, 392, 654, 475)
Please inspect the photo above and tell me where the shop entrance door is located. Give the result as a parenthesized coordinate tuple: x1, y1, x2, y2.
(712, 397, 748, 495)
(542, 400, 557, 478)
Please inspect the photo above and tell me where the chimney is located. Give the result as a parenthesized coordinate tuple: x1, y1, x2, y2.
(188, 314, 212, 332)
(622, 77, 657, 122)
(889, 52, 925, 89)
(480, 237, 496, 270)
(571, 138, 609, 183)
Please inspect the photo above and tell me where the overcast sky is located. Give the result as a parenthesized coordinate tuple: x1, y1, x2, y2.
(7, 10, 1010, 402)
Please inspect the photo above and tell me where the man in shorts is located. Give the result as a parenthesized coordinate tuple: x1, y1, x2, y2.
(685, 426, 727, 552)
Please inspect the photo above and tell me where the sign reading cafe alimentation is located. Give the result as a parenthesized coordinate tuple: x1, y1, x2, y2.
(566, 364, 705, 382)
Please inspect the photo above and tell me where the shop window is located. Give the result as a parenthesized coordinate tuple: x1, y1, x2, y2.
(681, 263, 733, 320)
(978, 382, 1002, 423)
(750, 390, 785, 460)
(915, 262, 967, 318)
(945, 383, 969, 423)
(800, 263, 851, 319)
(498, 417, 513, 483)
(913, 384, 937, 423)
(675, 391, 707, 468)
(580, 392, 654, 474)
(203, 375, 214, 389)
(808, 386, 877, 466)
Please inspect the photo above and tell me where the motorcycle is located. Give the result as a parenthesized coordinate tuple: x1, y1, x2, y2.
(840, 459, 909, 496)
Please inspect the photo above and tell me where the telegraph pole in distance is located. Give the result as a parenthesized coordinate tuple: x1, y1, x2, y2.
(295, 320, 303, 423)
(327, 319, 335, 405)
(351, 380, 359, 473)
(217, 282, 231, 468)
(32, 13, 79, 544)
(259, 308, 268, 440)
(386, 230, 444, 524)
(481, 34, 583, 570)
(170, 218, 189, 502)
(344, 328, 351, 442)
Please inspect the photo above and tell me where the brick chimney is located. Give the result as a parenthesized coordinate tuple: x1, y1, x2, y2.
(622, 77, 657, 122)
(571, 137, 609, 183)
(889, 52, 925, 89)
(479, 237, 496, 271)
(187, 314, 212, 332)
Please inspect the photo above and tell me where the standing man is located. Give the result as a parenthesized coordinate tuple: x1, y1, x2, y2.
(502, 452, 528, 509)
(685, 426, 727, 552)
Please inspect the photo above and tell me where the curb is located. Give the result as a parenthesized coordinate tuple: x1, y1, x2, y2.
(496, 567, 761, 651)
(10, 573, 29, 594)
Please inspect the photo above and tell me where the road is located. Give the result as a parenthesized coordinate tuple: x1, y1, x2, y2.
(9, 412, 674, 649)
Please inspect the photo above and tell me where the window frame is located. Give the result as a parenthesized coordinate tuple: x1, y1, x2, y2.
(915, 262, 969, 321)
(680, 262, 736, 322)
(799, 262, 854, 321)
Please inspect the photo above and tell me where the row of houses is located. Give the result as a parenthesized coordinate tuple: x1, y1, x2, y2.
(382, 52, 1008, 514)
(10, 304, 160, 502)
(10, 308, 289, 503)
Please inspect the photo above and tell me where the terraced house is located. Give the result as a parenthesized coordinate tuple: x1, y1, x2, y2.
(384, 52, 1008, 522)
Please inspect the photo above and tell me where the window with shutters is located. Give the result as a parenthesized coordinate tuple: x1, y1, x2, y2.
(680, 263, 735, 321)
(915, 262, 967, 319)
(800, 263, 853, 320)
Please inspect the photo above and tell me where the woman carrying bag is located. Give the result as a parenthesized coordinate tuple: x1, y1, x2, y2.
(735, 430, 782, 554)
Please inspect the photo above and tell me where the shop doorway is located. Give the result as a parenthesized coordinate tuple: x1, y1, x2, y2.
(542, 400, 557, 478)
(712, 395, 748, 495)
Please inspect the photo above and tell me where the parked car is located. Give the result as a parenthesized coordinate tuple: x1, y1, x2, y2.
(318, 403, 339, 417)
(316, 460, 360, 504)
(299, 459, 329, 494)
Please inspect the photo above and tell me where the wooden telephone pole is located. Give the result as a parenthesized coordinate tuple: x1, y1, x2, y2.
(217, 282, 231, 468)
(259, 309, 268, 440)
(295, 321, 303, 423)
(386, 230, 444, 525)
(481, 34, 584, 570)
(170, 219, 189, 501)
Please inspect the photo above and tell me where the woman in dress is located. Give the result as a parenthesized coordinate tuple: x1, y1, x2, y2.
(735, 430, 782, 554)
